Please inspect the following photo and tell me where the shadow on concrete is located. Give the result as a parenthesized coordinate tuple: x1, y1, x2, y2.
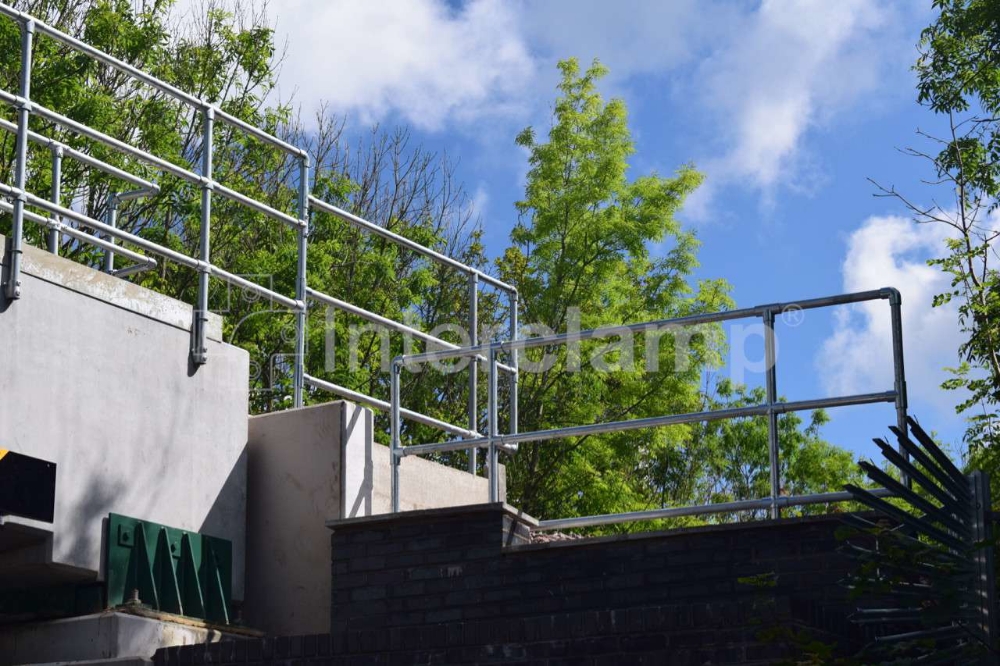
(344, 405, 371, 519)
(199, 446, 247, 541)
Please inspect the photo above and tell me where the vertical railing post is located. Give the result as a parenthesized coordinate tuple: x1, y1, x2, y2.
(467, 272, 479, 474)
(4, 18, 34, 300)
(487, 346, 499, 503)
(763, 308, 780, 519)
(886, 288, 909, 486)
(390, 358, 402, 513)
(509, 290, 518, 446)
(103, 192, 118, 273)
(292, 155, 310, 408)
(48, 145, 62, 254)
(191, 106, 213, 365)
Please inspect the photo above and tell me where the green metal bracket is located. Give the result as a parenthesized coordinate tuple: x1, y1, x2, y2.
(106, 513, 231, 624)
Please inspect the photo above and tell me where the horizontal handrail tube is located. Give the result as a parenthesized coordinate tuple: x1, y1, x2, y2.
(111, 263, 154, 278)
(305, 373, 391, 411)
(304, 373, 485, 441)
(308, 287, 459, 349)
(209, 265, 301, 311)
(213, 107, 306, 157)
(398, 436, 492, 457)
(398, 391, 895, 456)
(0, 3, 304, 157)
(1, 183, 300, 309)
(307, 287, 516, 374)
(0, 118, 159, 193)
(771, 391, 897, 413)
(486, 391, 897, 448)
(399, 288, 896, 365)
(533, 488, 894, 531)
(0, 91, 202, 184)
(308, 196, 514, 293)
(0, 198, 156, 267)
(214, 182, 303, 229)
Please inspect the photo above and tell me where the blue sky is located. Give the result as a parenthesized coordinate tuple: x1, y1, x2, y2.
(246, 0, 970, 461)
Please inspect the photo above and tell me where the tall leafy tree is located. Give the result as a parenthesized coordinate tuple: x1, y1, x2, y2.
(875, 0, 1000, 472)
(0, 0, 486, 420)
(495, 59, 860, 524)
(496, 58, 729, 520)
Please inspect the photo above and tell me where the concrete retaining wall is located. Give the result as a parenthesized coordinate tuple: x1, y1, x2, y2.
(244, 402, 501, 637)
(0, 610, 239, 666)
(0, 236, 249, 599)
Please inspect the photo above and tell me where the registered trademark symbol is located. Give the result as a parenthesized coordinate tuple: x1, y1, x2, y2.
(782, 304, 805, 327)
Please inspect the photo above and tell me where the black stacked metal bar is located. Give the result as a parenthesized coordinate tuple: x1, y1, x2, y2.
(843, 419, 995, 664)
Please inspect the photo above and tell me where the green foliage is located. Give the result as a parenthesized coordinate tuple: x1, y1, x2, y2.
(658, 379, 862, 521)
(882, 0, 1000, 475)
(496, 59, 857, 524)
(0, 8, 862, 523)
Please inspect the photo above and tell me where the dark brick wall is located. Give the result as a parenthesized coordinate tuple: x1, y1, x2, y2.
(156, 503, 866, 665)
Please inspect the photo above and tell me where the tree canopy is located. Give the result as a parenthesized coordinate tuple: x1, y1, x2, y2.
(880, 0, 1000, 478)
(0, 5, 861, 526)
(495, 58, 855, 524)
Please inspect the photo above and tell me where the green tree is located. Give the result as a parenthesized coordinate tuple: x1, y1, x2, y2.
(655, 378, 862, 522)
(0, 7, 861, 520)
(0, 0, 486, 423)
(875, 0, 1000, 471)
(496, 59, 861, 524)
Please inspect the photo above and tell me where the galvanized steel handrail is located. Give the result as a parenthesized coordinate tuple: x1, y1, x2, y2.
(0, 4, 310, 390)
(390, 287, 909, 529)
(0, 4, 913, 529)
(305, 196, 520, 474)
(0, 3, 519, 469)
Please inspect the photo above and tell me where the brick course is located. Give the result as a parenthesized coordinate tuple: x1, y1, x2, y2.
(156, 503, 866, 665)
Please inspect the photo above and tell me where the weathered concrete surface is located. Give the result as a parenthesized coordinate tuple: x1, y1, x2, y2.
(244, 401, 502, 636)
(0, 611, 236, 665)
(243, 402, 358, 637)
(0, 236, 249, 599)
(364, 436, 505, 514)
(26, 659, 150, 666)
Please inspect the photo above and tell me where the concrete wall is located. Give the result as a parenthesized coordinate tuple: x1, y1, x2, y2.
(0, 610, 237, 665)
(244, 402, 501, 637)
(0, 236, 250, 600)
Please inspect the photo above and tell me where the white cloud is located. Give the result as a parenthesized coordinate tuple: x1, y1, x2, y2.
(688, 0, 917, 218)
(172, 0, 922, 222)
(817, 215, 962, 416)
(263, 0, 533, 131)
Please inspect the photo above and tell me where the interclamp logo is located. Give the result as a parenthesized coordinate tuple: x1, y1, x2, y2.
(220, 278, 796, 394)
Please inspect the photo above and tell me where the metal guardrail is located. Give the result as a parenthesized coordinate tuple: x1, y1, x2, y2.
(0, 3, 309, 384)
(0, 5, 915, 530)
(0, 3, 516, 474)
(391, 287, 909, 528)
